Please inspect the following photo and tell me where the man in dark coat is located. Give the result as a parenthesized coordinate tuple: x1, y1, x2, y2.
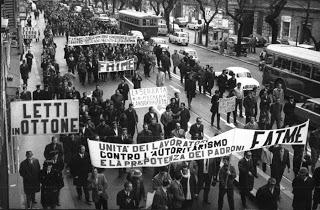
(292, 167, 314, 210)
(196, 158, 217, 204)
(210, 90, 221, 129)
(152, 179, 170, 210)
(20, 60, 29, 86)
(70, 145, 92, 204)
(42, 85, 52, 100)
(20, 85, 32, 100)
(137, 124, 153, 144)
(111, 89, 124, 110)
(179, 102, 190, 132)
(269, 145, 290, 186)
(44, 136, 64, 160)
(283, 95, 296, 127)
(96, 119, 112, 142)
(92, 85, 104, 103)
(32, 85, 43, 100)
(19, 151, 41, 209)
(118, 78, 130, 106)
(143, 107, 158, 125)
(256, 178, 280, 210)
(161, 53, 171, 79)
(189, 117, 204, 140)
(117, 181, 135, 210)
(217, 70, 228, 97)
(25, 50, 34, 72)
(238, 151, 257, 208)
(124, 103, 138, 137)
(227, 73, 237, 91)
(149, 118, 163, 141)
(243, 91, 257, 124)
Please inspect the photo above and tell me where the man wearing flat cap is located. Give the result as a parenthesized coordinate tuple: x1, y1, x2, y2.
(292, 167, 314, 210)
(256, 178, 280, 210)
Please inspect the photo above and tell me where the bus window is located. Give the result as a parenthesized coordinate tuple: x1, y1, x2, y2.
(143, 19, 146, 26)
(281, 58, 291, 71)
(312, 66, 320, 82)
(291, 61, 301, 74)
(274, 56, 281, 68)
(301, 64, 311, 78)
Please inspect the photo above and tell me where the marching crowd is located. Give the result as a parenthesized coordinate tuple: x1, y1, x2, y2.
(18, 3, 320, 210)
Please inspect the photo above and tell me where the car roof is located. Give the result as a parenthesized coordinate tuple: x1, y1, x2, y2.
(181, 48, 196, 52)
(226, 67, 250, 73)
(307, 98, 320, 104)
(150, 37, 165, 41)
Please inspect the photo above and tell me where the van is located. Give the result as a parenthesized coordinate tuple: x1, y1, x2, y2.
(158, 23, 168, 36)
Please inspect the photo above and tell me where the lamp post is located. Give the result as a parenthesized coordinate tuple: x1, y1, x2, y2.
(295, 26, 299, 46)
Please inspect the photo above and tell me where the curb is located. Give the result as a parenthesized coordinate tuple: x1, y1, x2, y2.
(190, 43, 259, 67)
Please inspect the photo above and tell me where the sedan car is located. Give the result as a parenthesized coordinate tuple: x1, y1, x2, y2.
(149, 37, 169, 51)
(187, 21, 202, 30)
(178, 48, 199, 63)
(296, 98, 320, 129)
(215, 67, 260, 90)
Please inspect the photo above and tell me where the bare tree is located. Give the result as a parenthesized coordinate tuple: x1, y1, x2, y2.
(225, 0, 246, 55)
(265, 0, 287, 44)
(161, 0, 178, 32)
(132, 0, 143, 11)
(150, 0, 162, 15)
(118, 0, 126, 10)
(196, 0, 222, 47)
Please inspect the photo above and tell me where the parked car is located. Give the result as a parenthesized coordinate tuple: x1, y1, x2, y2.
(296, 98, 320, 129)
(178, 48, 199, 63)
(174, 17, 188, 27)
(158, 23, 168, 35)
(130, 30, 144, 40)
(187, 21, 202, 30)
(215, 67, 260, 91)
(169, 32, 189, 46)
(149, 37, 169, 51)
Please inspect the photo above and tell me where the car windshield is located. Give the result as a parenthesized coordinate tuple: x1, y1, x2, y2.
(237, 72, 252, 78)
(179, 34, 187, 37)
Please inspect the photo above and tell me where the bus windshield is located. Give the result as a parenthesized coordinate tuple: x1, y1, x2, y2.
(237, 72, 252, 78)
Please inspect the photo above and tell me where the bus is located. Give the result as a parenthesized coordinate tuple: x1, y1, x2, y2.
(118, 10, 160, 40)
(262, 44, 320, 101)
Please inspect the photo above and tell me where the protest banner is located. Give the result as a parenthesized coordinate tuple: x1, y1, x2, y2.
(10, 99, 79, 136)
(23, 27, 37, 39)
(219, 96, 236, 113)
(67, 34, 137, 46)
(98, 58, 134, 73)
(87, 120, 309, 168)
(130, 87, 168, 108)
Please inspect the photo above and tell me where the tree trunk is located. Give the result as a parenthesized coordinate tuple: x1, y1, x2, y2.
(164, 11, 170, 33)
(270, 20, 278, 44)
(236, 22, 243, 56)
(205, 23, 209, 47)
(112, 0, 115, 13)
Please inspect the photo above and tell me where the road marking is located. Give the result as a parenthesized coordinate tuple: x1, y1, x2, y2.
(169, 85, 181, 93)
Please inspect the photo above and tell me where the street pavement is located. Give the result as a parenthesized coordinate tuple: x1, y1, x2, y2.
(13, 13, 318, 210)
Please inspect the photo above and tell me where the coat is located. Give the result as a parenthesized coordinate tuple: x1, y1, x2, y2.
(238, 158, 257, 190)
(189, 123, 203, 139)
(87, 173, 108, 202)
(197, 158, 217, 179)
(152, 187, 169, 210)
(171, 53, 181, 67)
(185, 78, 196, 98)
(19, 158, 41, 194)
(116, 189, 135, 210)
(40, 169, 60, 207)
(33, 90, 43, 100)
(111, 93, 124, 109)
(44, 142, 64, 160)
(137, 129, 153, 144)
(270, 102, 283, 120)
(181, 173, 197, 199)
(292, 176, 314, 210)
(118, 83, 130, 100)
(179, 108, 190, 131)
(70, 153, 91, 185)
(170, 180, 185, 209)
(149, 123, 163, 141)
(156, 71, 165, 87)
(93, 89, 103, 102)
(20, 91, 32, 100)
(256, 184, 280, 210)
(144, 112, 158, 125)
(269, 146, 290, 181)
(218, 164, 237, 189)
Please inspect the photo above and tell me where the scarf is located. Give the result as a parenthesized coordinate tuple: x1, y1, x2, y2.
(181, 170, 191, 200)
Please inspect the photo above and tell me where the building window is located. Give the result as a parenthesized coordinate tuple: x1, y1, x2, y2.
(282, 21, 290, 38)
(143, 19, 146, 26)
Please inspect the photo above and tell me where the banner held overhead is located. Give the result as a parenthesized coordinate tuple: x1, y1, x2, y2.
(10, 99, 79, 136)
(98, 58, 134, 73)
(67, 34, 137, 46)
(130, 87, 168, 108)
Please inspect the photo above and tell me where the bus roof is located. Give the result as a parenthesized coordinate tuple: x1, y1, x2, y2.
(266, 44, 320, 65)
(119, 10, 160, 19)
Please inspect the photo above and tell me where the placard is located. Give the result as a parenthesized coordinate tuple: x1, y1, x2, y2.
(219, 96, 236, 113)
(67, 34, 137, 46)
(10, 99, 79, 136)
(88, 121, 309, 168)
(23, 27, 37, 39)
(98, 58, 134, 73)
(129, 87, 168, 108)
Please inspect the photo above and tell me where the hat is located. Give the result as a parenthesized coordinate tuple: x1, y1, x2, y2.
(43, 160, 53, 167)
(268, 178, 276, 185)
(131, 169, 142, 178)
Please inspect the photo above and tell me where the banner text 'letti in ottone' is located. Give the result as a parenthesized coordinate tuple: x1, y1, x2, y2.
(10, 99, 79, 136)
(67, 34, 137, 46)
(88, 121, 309, 168)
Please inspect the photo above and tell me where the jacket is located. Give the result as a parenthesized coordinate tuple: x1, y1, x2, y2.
(170, 180, 185, 209)
(118, 83, 130, 100)
(116, 189, 135, 209)
(19, 158, 41, 194)
(189, 123, 203, 139)
(87, 173, 108, 202)
(218, 164, 237, 189)
(172, 53, 181, 67)
(256, 184, 280, 210)
(152, 187, 169, 210)
(144, 112, 158, 125)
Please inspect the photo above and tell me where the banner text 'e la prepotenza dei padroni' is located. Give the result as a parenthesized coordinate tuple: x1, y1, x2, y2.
(88, 121, 309, 168)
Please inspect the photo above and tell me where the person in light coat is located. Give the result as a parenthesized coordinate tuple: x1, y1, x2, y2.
(156, 68, 165, 87)
(171, 50, 181, 74)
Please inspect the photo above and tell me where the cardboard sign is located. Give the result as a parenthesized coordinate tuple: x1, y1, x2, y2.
(129, 87, 168, 108)
(23, 27, 37, 39)
(10, 100, 79, 136)
(219, 96, 236, 113)
(88, 121, 309, 168)
(68, 34, 137, 46)
(98, 58, 134, 73)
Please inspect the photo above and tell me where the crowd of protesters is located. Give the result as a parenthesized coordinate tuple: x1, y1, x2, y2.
(18, 3, 320, 210)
